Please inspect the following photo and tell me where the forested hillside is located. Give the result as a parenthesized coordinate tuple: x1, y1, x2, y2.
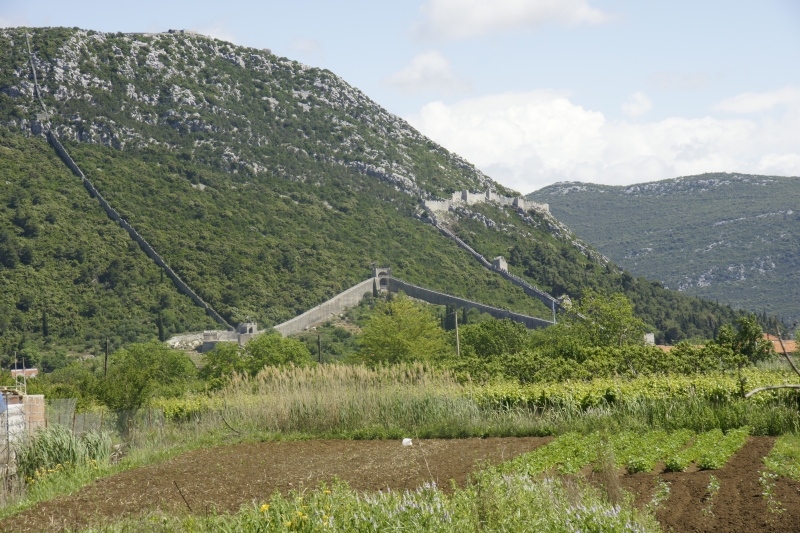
(529, 174, 800, 323)
(0, 27, 753, 359)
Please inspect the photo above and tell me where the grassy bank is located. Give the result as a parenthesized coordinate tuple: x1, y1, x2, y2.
(7, 364, 800, 521)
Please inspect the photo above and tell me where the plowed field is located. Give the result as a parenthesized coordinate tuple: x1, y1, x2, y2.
(5, 436, 800, 533)
(3, 437, 552, 532)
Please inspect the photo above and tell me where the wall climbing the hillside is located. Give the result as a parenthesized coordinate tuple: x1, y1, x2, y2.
(46, 131, 232, 330)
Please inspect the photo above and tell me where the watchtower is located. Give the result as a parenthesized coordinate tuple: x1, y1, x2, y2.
(372, 266, 392, 292)
(492, 256, 508, 272)
(237, 322, 258, 334)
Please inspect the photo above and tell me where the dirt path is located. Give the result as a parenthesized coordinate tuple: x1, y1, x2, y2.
(3, 436, 552, 532)
(620, 437, 800, 533)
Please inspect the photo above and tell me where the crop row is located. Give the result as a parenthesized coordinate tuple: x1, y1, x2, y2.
(472, 369, 800, 409)
(506, 428, 749, 476)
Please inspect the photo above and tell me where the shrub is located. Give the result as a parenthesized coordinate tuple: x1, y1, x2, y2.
(16, 425, 111, 482)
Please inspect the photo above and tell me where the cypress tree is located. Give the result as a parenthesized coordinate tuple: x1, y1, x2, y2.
(41, 308, 49, 337)
(157, 311, 165, 342)
(373, 279, 378, 298)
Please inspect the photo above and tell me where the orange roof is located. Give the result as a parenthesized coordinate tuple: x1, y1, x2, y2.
(772, 340, 797, 353)
(656, 340, 796, 354)
(10, 368, 38, 378)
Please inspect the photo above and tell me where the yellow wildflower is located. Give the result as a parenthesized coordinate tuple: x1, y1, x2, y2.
(260, 504, 270, 512)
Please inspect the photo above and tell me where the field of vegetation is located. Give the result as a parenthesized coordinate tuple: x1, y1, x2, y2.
(3, 289, 800, 531)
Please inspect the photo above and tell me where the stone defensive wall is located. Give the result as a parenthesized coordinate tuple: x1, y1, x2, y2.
(388, 278, 553, 329)
(46, 131, 233, 330)
(427, 211, 559, 311)
(274, 278, 374, 337)
(423, 189, 549, 215)
(271, 275, 553, 338)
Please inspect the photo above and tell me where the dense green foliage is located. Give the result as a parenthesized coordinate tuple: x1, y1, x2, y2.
(27, 341, 198, 411)
(448, 292, 773, 383)
(447, 201, 754, 344)
(359, 293, 451, 365)
(199, 332, 312, 388)
(0, 27, 755, 361)
(529, 174, 800, 322)
(0, 132, 214, 361)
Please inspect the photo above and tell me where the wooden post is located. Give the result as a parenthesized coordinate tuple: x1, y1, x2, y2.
(104, 338, 109, 377)
(318, 334, 322, 364)
(454, 307, 460, 357)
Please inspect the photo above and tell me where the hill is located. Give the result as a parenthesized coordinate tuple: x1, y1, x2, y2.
(0, 27, 752, 359)
(529, 174, 800, 322)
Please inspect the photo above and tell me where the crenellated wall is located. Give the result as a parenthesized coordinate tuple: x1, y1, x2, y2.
(425, 188, 549, 215)
(426, 211, 559, 311)
(46, 131, 233, 330)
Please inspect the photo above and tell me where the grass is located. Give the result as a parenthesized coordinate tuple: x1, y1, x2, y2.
(7, 363, 800, 522)
(62, 473, 660, 533)
(17, 426, 111, 483)
(764, 434, 800, 480)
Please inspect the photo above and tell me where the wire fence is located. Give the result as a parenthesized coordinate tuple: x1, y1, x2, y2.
(45, 399, 166, 436)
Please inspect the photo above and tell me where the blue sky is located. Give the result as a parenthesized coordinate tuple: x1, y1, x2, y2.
(2, 0, 799, 193)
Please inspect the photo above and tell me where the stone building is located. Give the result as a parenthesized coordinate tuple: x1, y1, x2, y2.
(200, 323, 260, 353)
(492, 256, 508, 272)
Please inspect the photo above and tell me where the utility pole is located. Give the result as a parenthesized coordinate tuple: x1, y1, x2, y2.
(104, 338, 109, 377)
(552, 300, 556, 324)
(454, 308, 460, 357)
(317, 334, 322, 364)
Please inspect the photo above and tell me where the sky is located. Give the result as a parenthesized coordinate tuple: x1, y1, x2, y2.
(2, 0, 800, 194)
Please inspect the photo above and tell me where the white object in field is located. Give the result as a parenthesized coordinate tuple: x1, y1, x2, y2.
(402, 438, 413, 446)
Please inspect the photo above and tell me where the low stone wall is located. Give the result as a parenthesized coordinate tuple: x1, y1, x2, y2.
(46, 132, 232, 330)
(274, 278, 375, 337)
(389, 278, 553, 329)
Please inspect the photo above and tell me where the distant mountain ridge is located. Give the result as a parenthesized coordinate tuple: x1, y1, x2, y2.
(529, 173, 800, 322)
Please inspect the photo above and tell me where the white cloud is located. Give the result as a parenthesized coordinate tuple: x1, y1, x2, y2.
(714, 86, 800, 113)
(416, 0, 608, 40)
(621, 92, 652, 117)
(386, 50, 468, 94)
(407, 90, 800, 193)
(646, 70, 713, 92)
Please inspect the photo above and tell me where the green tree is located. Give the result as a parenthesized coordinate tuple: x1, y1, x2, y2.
(459, 318, 528, 359)
(716, 315, 774, 364)
(199, 342, 248, 388)
(244, 332, 312, 373)
(563, 290, 647, 348)
(359, 293, 450, 365)
(200, 333, 312, 387)
(97, 342, 196, 411)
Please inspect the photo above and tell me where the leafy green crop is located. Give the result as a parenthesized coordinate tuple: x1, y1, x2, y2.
(697, 426, 750, 470)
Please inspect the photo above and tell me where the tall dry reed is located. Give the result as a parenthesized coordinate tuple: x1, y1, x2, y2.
(215, 363, 486, 436)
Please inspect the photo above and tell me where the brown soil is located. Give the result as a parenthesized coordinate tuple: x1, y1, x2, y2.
(619, 437, 800, 533)
(8, 435, 800, 533)
(3, 436, 551, 532)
